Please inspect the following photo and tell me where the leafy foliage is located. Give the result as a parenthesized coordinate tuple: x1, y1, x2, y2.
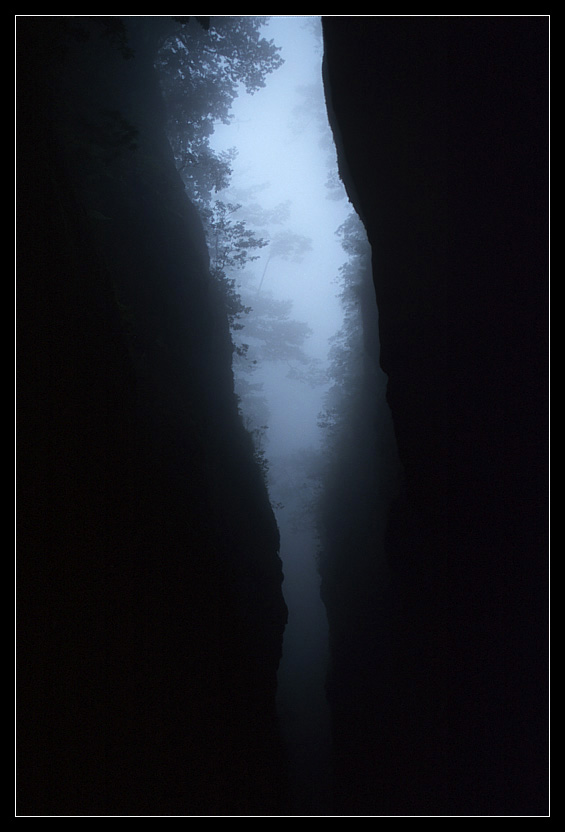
(257, 229, 313, 293)
(177, 145, 237, 210)
(317, 211, 370, 436)
(206, 199, 268, 276)
(153, 16, 326, 485)
(198, 199, 265, 350)
(155, 17, 283, 202)
(267, 447, 326, 532)
(288, 78, 346, 201)
(233, 293, 312, 365)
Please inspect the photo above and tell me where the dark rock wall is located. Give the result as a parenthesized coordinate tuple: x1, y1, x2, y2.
(321, 16, 548, 815)
(17, 18, 287, 816)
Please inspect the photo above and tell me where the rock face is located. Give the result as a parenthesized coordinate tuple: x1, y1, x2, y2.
(321, 17, 548, 815)
(17, 19, 287, 816)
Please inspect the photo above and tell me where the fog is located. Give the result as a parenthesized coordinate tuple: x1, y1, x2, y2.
(17, 14, 549, 816)
(206, 16, 358, 809)
(210, 16, 352, 445)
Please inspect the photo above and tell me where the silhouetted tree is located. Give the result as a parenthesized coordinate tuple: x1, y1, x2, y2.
(317, 211, 370, 435)
(155, 17, 283, 197)
(201, 199, 267, 348)
(257, 230, 313, 293)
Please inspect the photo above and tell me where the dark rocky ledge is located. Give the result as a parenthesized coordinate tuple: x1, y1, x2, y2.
(321, 15, 549, 816)
(17, 18, 288, 816)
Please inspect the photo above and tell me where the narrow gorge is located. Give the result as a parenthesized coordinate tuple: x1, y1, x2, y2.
(17, 16, 548, 816)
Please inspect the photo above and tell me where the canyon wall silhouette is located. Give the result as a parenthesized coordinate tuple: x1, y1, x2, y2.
(321, 16, 549, 815)
(16, 17, 549, 816)
(17, 18, 287, 815)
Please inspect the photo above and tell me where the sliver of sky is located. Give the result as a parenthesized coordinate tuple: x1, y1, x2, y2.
(209, 15, 352, 359)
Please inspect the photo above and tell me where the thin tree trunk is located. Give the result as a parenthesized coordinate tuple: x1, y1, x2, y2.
(257, 250, 273, 294)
